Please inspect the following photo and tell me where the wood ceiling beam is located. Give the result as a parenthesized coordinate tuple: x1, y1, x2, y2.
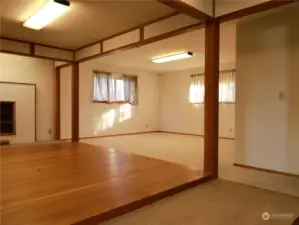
(77, 22, 205, 63)
(0, 50, 74, 63)
(1, 0, 296, 64)
(0, 36, 73, 52)
(156, 0, 213, 21)
(0, 37, 74, 62)
(56, 63, 72, 69)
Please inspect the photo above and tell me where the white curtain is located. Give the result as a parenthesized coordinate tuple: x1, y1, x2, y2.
(189, 74, 204, 103)
(124, 75, 138, 105)
(93, 72, 138, 104)
(219, 70, 235, 103)
(108, 75, 125, 102)
(93, 71, 108, 101)
(189, 70, 236, 103)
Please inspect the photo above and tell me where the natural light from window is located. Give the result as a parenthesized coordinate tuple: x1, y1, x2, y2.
(93, 104, 132, 135)
(189, 70, 236, 104)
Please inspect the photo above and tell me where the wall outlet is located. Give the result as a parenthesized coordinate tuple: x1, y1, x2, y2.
(48, 129, 52, 134)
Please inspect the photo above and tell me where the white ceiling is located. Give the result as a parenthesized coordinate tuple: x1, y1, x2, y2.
(0, 0, 174, 49)
(96, 21, 236, 73)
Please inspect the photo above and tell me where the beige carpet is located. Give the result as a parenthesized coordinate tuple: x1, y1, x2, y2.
(101, 179, 299, 225)
(82, 133, 299, 197)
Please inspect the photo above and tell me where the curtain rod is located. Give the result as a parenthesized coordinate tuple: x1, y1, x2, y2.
(191, 69, 236, 77)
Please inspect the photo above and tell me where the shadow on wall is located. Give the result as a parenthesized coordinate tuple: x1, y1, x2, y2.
(93, 104, 132, 135)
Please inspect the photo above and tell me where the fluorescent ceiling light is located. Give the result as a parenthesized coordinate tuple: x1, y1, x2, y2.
(23, 0, 70, 30)
(152, 52, 194, 63)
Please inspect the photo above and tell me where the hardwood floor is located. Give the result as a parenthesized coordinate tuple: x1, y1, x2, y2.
(0, 142, 209, 225)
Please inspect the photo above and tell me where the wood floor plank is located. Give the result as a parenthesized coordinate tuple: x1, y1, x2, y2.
(1, 142, 208, 225)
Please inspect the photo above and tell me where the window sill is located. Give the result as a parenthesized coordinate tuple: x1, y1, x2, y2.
(93, 101, 137, 105)
(190, 102, 235, 104)
(0, 133, 16, 136)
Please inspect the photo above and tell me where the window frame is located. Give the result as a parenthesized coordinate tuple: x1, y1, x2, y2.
(92, 70, 137, 104)
(0, 101, 16, 136)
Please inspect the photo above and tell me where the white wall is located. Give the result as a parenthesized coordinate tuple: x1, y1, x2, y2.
(0, 53, 55, 142)
(235, 4, 299, 175)
(59, 60, 160, 138)
(0, 83, 35, 143)
(159, 62, 236, 138)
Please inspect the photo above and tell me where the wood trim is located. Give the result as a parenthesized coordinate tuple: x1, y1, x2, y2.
(79, 131, 159, 140)
(0, 50, 74, 63)
(233, 163, 299, 179)
(1, 1, 293, 56)
(59, 131, 235, 141)
(34, 86, 37, 142)
(191, 68, 236, 77)
(29, 43, 34, 55)
(158, 131, 234, 140)
(56, 63, 72, 69)
(73, 175, 212, 225)
(55, 67, 61, 140)
(217, 0, 296, 23)
(93, 70, 111, 75)
(212, 0, 216, 17)
(76, 12, 179, 51)
(72, 63, 79, 142)
(0, 81, 36, 86)
(156, 0, 213, 21)
(61, 131, 159, 141)
(140, 27, 144, 41)
(0, 81, 37, 141)
(0, 36, 74, 52)
(191, 102, 235, 104)
(100, 41, 103, 53)
(0, 140, 10, 145)
(204, 20, 220, 178)
(92, 101, 134, 104)
(78, 22, 204, 63)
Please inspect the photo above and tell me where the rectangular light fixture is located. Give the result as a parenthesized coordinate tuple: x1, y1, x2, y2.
(152, 52, 194, 63)
(23, 0, 70, 30)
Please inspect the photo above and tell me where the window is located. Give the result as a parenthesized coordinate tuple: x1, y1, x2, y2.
(0, 101, 16, 135)
(189, 69, 236, 103)
(93, 71, 138, 104)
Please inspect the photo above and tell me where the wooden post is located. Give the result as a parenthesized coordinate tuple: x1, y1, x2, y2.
(204, 20, 220, 178)
(55, 67, 61, 140)
(72, 62, 79, 142)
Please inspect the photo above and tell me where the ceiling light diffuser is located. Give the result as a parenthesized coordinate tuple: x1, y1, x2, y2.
(152, 52, 194, 63)
(23, 0, 70, 30)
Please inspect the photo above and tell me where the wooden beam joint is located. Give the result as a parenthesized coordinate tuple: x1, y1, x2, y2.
(156, 0, 213, 21)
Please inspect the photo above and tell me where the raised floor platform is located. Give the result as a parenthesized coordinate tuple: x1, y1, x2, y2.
(0, 142, 210, 225)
